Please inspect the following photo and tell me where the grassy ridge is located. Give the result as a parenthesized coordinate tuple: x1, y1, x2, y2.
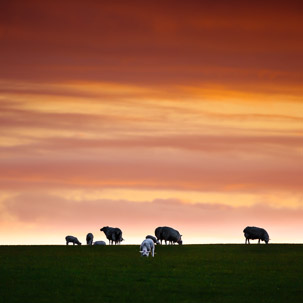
(1, 244, 302, 303)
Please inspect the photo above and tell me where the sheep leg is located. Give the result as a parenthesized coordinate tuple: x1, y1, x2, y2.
(112, 234, 117, 245)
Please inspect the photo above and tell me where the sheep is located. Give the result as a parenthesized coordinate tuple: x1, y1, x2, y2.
(146, 235, 160, 245)
(86, 233, 94, 245)
(65, 235, 81, 245)
(161, 226, 183, 245)
(100, 226, 124, 245)
(93, 241, 106, 245)
(243, 226, 270, 244)
(155, 227, 164, 244)
(139, 238, 155, 257)
(155, 226, 182, 245)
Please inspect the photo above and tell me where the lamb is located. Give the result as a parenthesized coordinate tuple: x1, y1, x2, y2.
(65, 235, 81, 245)
(139, 238, 155, 257)
(86, 233, 94, 245)
(145, 235, 160, 245)
(93, 241, 106, 245)
(155, 226, 182, 245)
(100, 226, 124, 245)
(243, 226, 270, 244)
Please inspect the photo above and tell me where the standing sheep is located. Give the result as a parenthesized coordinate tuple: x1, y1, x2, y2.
(243, 226, 270, 244)
(161, 226, 183, 245)
(86, 233, 94, 245)
(100, 226, 124, 245)
(139, 238, 155, 257)
(65, 235, 82, 245)
(155, 226, 182, 245)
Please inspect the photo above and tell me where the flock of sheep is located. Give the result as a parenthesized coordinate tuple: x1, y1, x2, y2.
(65, 225, 270, 257)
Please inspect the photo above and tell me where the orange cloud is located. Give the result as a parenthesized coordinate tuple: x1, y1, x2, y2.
(0, 143, 301, 193)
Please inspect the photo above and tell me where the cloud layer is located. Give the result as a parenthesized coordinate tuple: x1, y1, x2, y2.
(1, 1, 302, 89)
(0, 1, 302, 244)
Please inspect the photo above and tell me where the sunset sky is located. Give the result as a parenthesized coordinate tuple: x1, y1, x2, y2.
(0, 0, 302, 244)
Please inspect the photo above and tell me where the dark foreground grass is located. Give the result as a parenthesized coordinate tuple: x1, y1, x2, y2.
(0, 244, 302, 303)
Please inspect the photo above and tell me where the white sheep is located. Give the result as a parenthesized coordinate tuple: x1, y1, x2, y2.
(139, 238, 155, 257)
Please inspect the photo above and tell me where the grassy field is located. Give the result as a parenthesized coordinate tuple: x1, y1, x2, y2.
(0, 244, 302, 303)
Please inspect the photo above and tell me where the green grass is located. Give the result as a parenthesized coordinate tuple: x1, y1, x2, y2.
(0, 244, 302, 303)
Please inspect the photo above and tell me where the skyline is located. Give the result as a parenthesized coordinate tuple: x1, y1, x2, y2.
(0, 0, 302, 244)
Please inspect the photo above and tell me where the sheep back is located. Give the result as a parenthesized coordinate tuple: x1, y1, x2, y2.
(93, 241, 106, 245)
(146, 235, 158, 244)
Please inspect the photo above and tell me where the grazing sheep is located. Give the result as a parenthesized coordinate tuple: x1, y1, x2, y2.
(146, 235, 160, 245)
(93, 241, 106, 245)
(86, 233, 94, 245)
(161, 226, 183, 245)
(243, 226, 270, 244)
(65, 235, 81, 245)
(155, 226, 182, 245)
(140, 238, 155, 257)
(100, 226, 123, 245)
